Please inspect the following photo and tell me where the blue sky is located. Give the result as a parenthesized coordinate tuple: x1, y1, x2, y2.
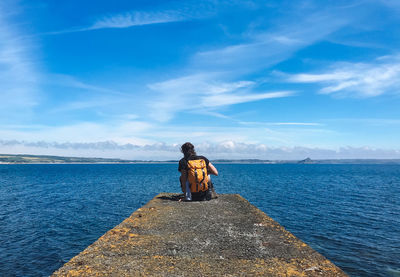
(1, 0, 400, 159)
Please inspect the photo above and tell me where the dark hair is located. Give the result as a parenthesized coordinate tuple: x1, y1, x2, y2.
(181, 142, 196, 158)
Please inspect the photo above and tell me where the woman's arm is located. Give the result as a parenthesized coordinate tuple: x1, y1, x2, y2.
(207, 162, 218, 176)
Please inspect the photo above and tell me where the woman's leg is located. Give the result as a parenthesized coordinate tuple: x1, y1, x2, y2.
(184, 180, 192, 201)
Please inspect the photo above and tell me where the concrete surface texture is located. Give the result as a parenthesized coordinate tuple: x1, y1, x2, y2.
(52, 193, 347, 276)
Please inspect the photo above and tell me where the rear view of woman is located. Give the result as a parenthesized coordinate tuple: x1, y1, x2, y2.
(178, 142, 218, 201)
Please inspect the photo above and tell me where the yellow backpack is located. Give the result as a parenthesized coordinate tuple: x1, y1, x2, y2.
(187, 159, 209, 193)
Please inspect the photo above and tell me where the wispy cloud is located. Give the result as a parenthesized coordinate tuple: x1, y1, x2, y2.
(379, 0, 400, 9)
(0, 121, 154, 146)
(42, 7, 206, 35)
(32, 73, 137, 114)
(147, 73, 293, 121)
(191, 8, 350, 75)
(41, 0, 264, 35)
(202, 91, 293, 107)
(241, 122, 323, 126)
(0, 4, 39, 115)
(287, 55, 400, 97)
(45, 74, 127, 96)
(269, 122, 322, 126)
(89, 10, 186, 30)
(42, 2, 355, 124)
(143, 5, 353, 121)
(324, 118, 400, 126)
(48, 98, 124, 114)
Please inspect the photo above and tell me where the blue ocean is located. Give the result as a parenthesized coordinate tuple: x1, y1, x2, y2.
(0, 164, 399, 276)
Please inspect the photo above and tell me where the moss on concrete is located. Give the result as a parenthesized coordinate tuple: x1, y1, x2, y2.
(52, 193, 347, 276)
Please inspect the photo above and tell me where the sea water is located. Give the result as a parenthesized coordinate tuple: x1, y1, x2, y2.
(0, 164, 399, 276)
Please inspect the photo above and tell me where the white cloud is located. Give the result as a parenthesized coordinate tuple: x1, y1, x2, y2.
(287, 55, 400, 97)
(0, 121, 154, 145)
(39, 11, 186, 36)
(202, 91, 293, 107)
(42, 4, 212, 36)
(40, 2, 354, 124)
(148, 74, 254, 96)
(142, 6, 351, 122)
(191, 9, 349, 75)
(266, 122, 323, 126)
(147, 73, 293, 121)
(236, 120, 323, 127)
(89, 10, 185, 30)
(0, 5, 39, 115)
(0, 119, 336, 151)
(1, 139, 399, 160)
(48, 98, 121, 113)
(290, 72, 353, 82)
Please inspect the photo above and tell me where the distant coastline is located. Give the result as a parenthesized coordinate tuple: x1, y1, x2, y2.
(1, 154, 400, 165)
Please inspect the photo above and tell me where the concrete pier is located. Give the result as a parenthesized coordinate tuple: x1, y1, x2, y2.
(52, 193, 347, 276)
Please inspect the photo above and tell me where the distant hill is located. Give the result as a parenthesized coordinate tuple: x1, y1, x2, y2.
(298, 157, 313, 164)
(1, 154, 399, 164)
(0, 154, 133, 164)
(296, 158, 400, 165)
(213, 158, 400, 164)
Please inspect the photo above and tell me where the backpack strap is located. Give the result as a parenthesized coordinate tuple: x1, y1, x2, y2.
(194, 169, 199, 192)
(200, 168, 206, 190)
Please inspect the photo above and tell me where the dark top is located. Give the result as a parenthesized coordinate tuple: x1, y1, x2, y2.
(178, 155, 210, 172)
